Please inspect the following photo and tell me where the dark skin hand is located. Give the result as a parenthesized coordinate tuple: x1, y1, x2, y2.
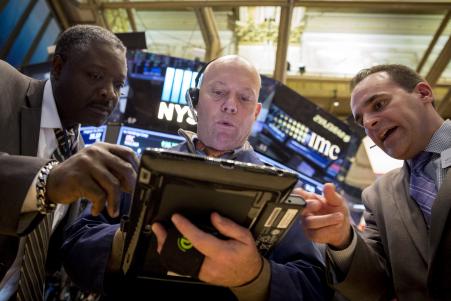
(46, 142, 139, 218)
(152, 212, 262, 287)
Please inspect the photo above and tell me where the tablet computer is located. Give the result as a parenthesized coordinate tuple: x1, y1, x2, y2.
(121, 148, 304, 281)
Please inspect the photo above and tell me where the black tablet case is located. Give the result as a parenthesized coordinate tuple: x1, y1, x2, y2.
(121, 148, 303, 282)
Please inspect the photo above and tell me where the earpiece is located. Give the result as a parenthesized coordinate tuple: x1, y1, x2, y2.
(188, 87, 199, 107)
(185, 87, 199, 122)
(184, 58, 216, 123)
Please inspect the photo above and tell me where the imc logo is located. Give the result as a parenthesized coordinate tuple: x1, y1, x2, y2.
(271, 111, 342, 160)
(158, 67, 197, 125)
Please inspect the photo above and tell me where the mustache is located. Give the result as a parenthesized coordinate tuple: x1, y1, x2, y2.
(90, 99, 114, 110)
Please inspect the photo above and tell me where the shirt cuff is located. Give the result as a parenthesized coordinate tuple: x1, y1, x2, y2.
(108, 228, 126, 272)
(230, 257, 270, 301)
(326, 228, 357, 275)
(21, 172, 39, 213)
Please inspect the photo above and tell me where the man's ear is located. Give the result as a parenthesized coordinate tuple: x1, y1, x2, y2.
(415, 82, 434, 104)
(51, 54, 64, 80)
(254, 103, 262, 120)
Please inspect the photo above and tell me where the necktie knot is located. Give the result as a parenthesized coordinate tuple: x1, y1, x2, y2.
(53, 126, 79, 162)
(411, 151, 433, 174)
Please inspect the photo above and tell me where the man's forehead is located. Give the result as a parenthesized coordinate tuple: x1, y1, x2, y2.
(205, 65, 259, 86)
(352, 72, 390, 98)
(355, 71, 391, 90)
(207, 79, 257, 92)
(72, 42, 124, 57)
(207, 60, 250, 74)
(70, 44, 126, 68)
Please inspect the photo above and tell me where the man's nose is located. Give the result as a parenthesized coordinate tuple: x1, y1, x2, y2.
(363, 114, 378, 130)
(99, 82, 116, 101)
(221, 95, 237, 113)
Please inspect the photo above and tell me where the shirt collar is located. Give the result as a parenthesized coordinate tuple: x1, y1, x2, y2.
(407, 119, 451, 167)
(40, 80, 63, 129)
(177, 128, 254, 157)
(424, 119, 451, 154)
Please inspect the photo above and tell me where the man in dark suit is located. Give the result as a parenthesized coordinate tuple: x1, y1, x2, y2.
(0, 24, 137, 300)
(62, 55, 332, 301)
(298, 64, 451, 300)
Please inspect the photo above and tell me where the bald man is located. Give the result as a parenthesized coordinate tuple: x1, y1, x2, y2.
(62, 55, 332, 301)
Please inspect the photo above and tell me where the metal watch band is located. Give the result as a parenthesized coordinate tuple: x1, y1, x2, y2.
(36, 160, 59, 214)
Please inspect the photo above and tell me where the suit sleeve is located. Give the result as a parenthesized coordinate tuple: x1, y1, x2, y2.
(266, 217, 333, 301)
(0, 153, 48, 236)
(329, 187, 394, 300)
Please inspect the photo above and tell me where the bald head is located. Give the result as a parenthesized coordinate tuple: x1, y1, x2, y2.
(201, 55, 261, 90)
(195, 55, 262, 151)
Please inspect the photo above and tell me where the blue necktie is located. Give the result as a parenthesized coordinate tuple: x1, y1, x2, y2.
(409, 151, 437, 227)
(17, 127, 78, 301)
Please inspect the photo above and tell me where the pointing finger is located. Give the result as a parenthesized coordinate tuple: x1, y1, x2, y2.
(323, 183, 345, 208)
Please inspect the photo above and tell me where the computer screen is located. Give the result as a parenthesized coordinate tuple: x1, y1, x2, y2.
(79, 125, 107, 146)
(250, 84, 360, 188)
(116, 125, 184, 155)
(121, 51, 203, 134)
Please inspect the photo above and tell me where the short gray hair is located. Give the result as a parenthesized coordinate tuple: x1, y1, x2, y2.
(54, 24, 125, 62)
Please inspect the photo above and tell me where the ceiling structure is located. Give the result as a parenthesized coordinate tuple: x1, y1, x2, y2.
(48, 0, 451, 122)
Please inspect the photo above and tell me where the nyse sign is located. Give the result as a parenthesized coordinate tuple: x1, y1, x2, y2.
(157, 102, 196, 125)
(158, 67, 198, 127)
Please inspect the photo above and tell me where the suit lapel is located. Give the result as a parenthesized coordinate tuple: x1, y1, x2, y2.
(392, 164, 429, 263)
(20, 79, 45, 156)
(429, 168, 451, 262)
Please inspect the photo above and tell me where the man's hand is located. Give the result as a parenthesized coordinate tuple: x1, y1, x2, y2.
(152, 212, 262, 287)
(46, 142, 138, 218)
(297, 183, 353, 250)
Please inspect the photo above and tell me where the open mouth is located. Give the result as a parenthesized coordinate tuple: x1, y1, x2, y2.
(218, 121, 234, 127)
(380, 126, 397, 142)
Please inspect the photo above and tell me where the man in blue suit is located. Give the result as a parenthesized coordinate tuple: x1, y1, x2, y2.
(62, 55, 332, 301)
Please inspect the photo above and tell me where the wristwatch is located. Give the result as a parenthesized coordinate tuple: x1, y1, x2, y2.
(36, 160, 59, 214)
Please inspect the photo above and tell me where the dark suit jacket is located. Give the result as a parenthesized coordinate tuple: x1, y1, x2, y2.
(332, 164, 451, 300)
(0, 60, 50, 280)
(0, 60, 79, 283)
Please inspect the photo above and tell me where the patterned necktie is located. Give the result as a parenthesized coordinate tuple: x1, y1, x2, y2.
(409, 151, 437, 227)
(52, 127, 79, 162)
(195, 139, 228, 158)
(17, 127, 79, 301)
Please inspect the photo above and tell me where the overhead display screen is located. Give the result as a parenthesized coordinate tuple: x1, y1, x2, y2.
(250, 84, 360, 190)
